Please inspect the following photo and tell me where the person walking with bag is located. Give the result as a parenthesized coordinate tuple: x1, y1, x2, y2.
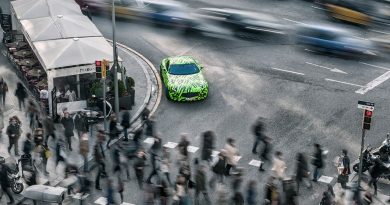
(133, 149, 146, 189)
(337, 149, 351, 189)
(120, 110, 131, 141)
(271, 151, 286, 180)
(194, 164, 211, 205)
(209, 151, 226, 188)
(43, 116, 56, 147)
(312, 143, 324, 182)
(251, 118, 265, 154)
(74, 112, 87, 138)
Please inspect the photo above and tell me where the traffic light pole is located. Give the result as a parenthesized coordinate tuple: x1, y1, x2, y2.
(102, 78, 107, 132)
(112, 0, 119, 115)
(357, 128, 365, 193)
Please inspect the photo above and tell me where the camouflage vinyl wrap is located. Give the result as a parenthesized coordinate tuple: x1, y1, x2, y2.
(160, 56, 209, 101)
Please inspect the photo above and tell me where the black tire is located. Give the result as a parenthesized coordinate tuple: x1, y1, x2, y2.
(11, 182, 23, 194)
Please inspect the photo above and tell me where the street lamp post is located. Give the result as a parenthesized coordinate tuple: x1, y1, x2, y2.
(112, 0, 119, 115)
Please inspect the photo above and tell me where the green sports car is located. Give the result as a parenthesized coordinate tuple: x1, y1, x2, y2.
(160, 56, 209, 101)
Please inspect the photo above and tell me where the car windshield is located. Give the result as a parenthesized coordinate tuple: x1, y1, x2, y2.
(169, 63, 199, 75)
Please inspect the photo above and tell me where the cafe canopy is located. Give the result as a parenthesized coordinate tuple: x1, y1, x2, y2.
(11, 0, 82, 20)
(33, 37, 116, 71)
(20, 15, 102, 42)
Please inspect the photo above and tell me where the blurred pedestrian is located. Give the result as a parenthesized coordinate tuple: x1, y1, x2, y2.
(209, 151, 226, 188)
(144, 114, 155, 137)
(15, 82, 27, 111)
(112, 144, 121, 176)
(94, 130, 106, 190)
(178, 133, 190, 162)
(334, 191, 345, 205)
(0, 78, 8, 108)
(320, 185, 334, 205)
(172, 175, 186, 205)
(232, 186, 244, 205)
(27, 98, 39, 130)
(271, 151, 286, 180)
(362, 190, 373, 205)
(178, 160, 192, 191)
(106, 179, 116, 205)
(118, 176, 124, 204)
(295, 152, 312, 193)
(194, 164, 211, 205)
(258, 136, 272, 172)
(216, 182, 230, 205)
(133, 149, 146, 189)
(159, 180, 170, 205)
(337, 149, 350, 189)
(224, 138, 239, 176)
(74, 111, 87, 138)
(368, 157, 383, 195)
(246, 180, 257, 205)
(264, 176, 280, 205)
(6, 116, 21, 155)
(55, 138, 66, 167)
(251, 118, 265, 154)
(161, 147, 172, 186)
(23, 133, 33, 155)
(107, 114, 119, 149)
(79, 133, 89, 173)
(61, 111, 74, 151)
(0, 107, 4, 139)
(312, 143, 324, 182)
(133, 129, 143, 150)
(201, 130, 215, 162)
(146, 134, 162, 184)
(0, 157, 15, 204)
(43, 116, 56, 147)
(120, 110, 131, 141)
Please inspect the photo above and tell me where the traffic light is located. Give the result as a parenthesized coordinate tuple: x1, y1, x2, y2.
(95, 60, 102, 79)
(363, 110, 373, 130)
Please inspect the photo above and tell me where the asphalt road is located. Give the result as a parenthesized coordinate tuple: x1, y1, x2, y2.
(89, 0, 390, 203)
(2, 0, 390, 203)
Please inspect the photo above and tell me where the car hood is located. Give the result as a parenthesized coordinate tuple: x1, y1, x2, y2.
(167, 73, 207, 92)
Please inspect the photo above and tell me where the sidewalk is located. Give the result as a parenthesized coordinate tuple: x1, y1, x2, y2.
(0, 39, 161, 204)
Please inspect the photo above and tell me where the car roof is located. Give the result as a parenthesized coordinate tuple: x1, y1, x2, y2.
(298, 24, 351, 35)
(168, 56, 196, 65)
(199, 7, 276, 21)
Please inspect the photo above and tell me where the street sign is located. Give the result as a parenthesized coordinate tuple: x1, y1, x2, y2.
(358, 101, 374, 111)
(1, 14, 12, 32)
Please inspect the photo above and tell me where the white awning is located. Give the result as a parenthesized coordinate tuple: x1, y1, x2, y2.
(21, 15, 102, 42)
(33, 37, 116, 71)
(11, 0, 83, 20)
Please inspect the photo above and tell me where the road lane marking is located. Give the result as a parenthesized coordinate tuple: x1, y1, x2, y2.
(311, 5, 327, 11)
(360, 62, 390, 71)
(164, 142, 178, 149)
(325, 78, 364, 87)
(282, 18, 304, 25)
(143, 137, 155, 144)
(212, 150, 220, 157)
(304, 48, 317, 53)
(248, 159, 262, 167)
(73, 193, 89, 200)
(355, 71, 390, 94)
(95, 197, 135, 205)
(369, 29, 390, 35)
(234, 156, 242, 162)
(271, 67, 305, 76)
(318, 175, 334, 184)
(306, 62, 347, 74)
(187, 146, 199, 153)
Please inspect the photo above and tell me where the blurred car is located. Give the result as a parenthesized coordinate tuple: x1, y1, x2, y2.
(75, 0, 144, 19)
(324, 0, 372, 26)
(296, 24, 377, 56)
(196, 8, 285, 38)
(141, 0, 193, 28)
(370, 35, 390, 53)
(160, 56, 208, 101)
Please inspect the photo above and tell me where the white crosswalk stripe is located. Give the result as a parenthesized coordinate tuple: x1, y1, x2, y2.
(164, 142, 178, 149)
(318, 175, 334, 184)
(234, 156, 242, 162)
(143, 137, 155, 144)
(211, 150, 220, 157)
(187, 145, 199, 153)
(248, 159, 262, 167)
(94, 197, 135, 205)
(73, 193, 89, 200)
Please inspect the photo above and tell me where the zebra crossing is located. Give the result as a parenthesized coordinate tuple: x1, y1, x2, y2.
(94, 197, 134, 205)
(144, 139, 335, 184)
